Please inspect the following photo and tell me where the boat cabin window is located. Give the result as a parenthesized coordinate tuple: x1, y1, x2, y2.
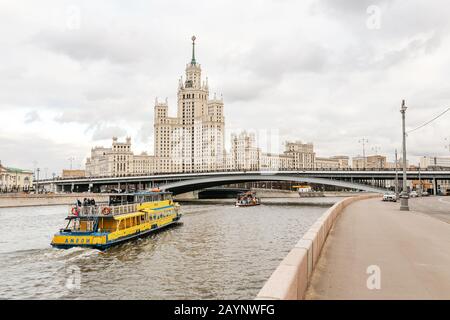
(109, 195, 135, 206)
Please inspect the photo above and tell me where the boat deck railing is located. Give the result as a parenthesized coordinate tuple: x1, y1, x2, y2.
(68, 203, 140, 218)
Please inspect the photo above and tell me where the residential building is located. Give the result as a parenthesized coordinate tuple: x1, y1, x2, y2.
(283, 141, 315, 169)
(62, 170, 86, 178)
(225, 132, 314, 171)
(315, 157, 340, 169)
(352, 155, 387, 169)
(0, 161, 33, 192)
(330, 156, 350, 169)
(230, 131, 261, 171)
(85, 137, 154, 177)
(419, 156, 450, 169)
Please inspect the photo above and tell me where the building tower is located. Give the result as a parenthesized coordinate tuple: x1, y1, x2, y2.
(154, 36, 225, 173)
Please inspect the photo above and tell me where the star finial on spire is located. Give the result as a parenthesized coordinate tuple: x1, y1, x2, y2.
(191, 35, 196, 65)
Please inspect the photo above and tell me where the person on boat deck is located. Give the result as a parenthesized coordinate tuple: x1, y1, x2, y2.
(76, 199, 82, 207)
(90, 198, 96, 206)
(82, 198, 89, 215)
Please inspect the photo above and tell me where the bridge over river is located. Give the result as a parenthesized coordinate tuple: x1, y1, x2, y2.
(35, 170, 450, 195)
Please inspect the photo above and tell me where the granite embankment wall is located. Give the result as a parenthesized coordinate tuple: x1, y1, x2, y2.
(0, 193, 110, 208)
(256, 193, 381, 300)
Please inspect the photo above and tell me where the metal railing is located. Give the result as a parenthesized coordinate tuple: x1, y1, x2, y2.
(69, 203, 139, 217)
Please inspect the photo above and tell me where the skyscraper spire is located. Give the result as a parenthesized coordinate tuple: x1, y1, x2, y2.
(191, 35, 196, 65)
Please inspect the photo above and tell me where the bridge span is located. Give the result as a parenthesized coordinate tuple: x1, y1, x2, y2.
(159, 174, 386, 194)
(34, 170, 450, 194)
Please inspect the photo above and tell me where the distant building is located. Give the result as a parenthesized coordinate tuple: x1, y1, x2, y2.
(330, 156, 350, 169)
(85, 137, 154, 177)
(352, 156, 365, 169)
(367, 155, 387, 169)
(224, 132, 315, 171)
(315, 157, 340, 169)
(62, 170, 86, 179)
(0, 161, 33, 192)
(283, 141, 315, 169)
(314, 156, 349, 169)
(352, 155, 387, 169)
(229, 131, 260, 171)
(420, 156, 450, 169)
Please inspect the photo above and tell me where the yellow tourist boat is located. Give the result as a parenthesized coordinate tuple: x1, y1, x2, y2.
(51, 191, 181, 250)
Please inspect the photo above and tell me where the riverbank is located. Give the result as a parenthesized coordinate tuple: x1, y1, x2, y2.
(256, 194, 379, 300)
(0, 193, 109, 208)
(305, 197, 450, 299)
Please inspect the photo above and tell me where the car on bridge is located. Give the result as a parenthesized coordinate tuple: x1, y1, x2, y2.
(382, 193, 397, 202)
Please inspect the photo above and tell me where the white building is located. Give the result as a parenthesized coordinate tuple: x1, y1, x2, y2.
(0, 161, 33, 192)
(315, 157, 340, 169)
(230, 131, 261, 171)
(154, 36, 225, 173)
(283, 141, 315, 169)
(225, 132, 315, 171)
(330, 156, 350, 169)
(420, 156, 450, 168)
(85, 137, 155, 177)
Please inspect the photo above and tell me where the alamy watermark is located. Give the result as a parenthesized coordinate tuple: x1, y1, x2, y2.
(366, 5, 382, 30)
(366, 265, 381, 290)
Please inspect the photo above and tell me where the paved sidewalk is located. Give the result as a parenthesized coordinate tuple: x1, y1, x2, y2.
(305, 198, 450, 299)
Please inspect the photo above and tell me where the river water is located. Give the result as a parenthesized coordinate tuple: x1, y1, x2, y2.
(0, 198, 337, 299)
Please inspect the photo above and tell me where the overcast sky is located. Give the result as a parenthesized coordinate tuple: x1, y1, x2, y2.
(1, 0, 449, 176)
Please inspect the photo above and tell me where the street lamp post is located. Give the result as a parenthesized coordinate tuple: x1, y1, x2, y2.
(400, 100, 409, 211)
(418, 165, 422, 196)
(395, 149, 399, 199)
(68, 157, 75, 170)
(358, 138, 368, 169)
(36, 168, 40, 195)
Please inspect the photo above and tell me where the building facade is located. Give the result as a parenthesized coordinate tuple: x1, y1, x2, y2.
(154, 36, 225, 173)
(0, 161, 33, 192)
(420, 156, 450, 169)
(283, 141, 315, 169)
(229, 131, 261, 171)
(315, 157, 340, 169)
(330, 156, 350, 169)
(352, 155, 387, 169)
(62, 170, 86, 179)
(224, 132, 316, 171)
(85, 137, 155, 177)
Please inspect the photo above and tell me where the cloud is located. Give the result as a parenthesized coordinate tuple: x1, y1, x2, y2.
(91, 125, 127, 141)
(24, 110, 41, 124)
(0, 134, 88, 174)
(31, 28, 150, 65)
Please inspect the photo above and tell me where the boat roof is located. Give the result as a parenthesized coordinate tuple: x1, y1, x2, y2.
(111, 191, 172, 196)
(238, 191, 256, 195)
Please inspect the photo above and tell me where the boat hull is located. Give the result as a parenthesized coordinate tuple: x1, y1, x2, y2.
(51, 216, 181, 250)
(235, 203, 261, 207)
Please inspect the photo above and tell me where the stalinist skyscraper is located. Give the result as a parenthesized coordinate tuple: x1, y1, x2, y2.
(154, 36, 225, 173)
